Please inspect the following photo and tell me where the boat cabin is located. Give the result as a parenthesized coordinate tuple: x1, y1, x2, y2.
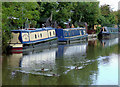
(9, 27, 57, 49)
(101, 27, 118, 33)
(55, 27, 88, 42)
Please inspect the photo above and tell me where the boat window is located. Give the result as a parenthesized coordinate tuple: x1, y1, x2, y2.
(35, 34, 37, 38)
(72, 32, 74, 35)
(69, 32, 70, 36)
(83, 30, 86, 34)
(38, 34, 39, 37)
(50, 32, 51, 36)
(64, 32, 67, 36)
(53, 31, 55, 35)
(40, 33, 42, 38)
(80, 31, 82, 35)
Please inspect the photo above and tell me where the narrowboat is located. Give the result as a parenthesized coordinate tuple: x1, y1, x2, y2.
(9, 27, 57, 50)
(55, 27, 88, 43)
(98, 27, 118, 39)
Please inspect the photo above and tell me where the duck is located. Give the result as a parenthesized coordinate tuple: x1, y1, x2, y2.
(75, 66, 78, 70)
(41, 68, 44, 71)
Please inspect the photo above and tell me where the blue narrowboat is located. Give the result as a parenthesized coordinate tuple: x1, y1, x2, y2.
(55, 27, 88, 43)
(98, 27, 118, 39)
(9, 27, 57, 50)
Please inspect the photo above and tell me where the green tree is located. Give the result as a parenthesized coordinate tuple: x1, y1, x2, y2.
(99, 4, 117, 26)
(2, 2, 40, 53)
(37, 2, 58, 27)
(117, 10, 120, 24)
(55, 2, 72, 22)
(2, 2, 40, 29)
(38, 2, 58, 18)
(71, 2, 100, 29)
(100, 4, 111, 17)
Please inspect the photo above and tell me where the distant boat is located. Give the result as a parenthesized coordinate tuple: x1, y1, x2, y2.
(9, 27, 57, 51)
(98, 27, 118, 39)
(55, 27, 88, 43)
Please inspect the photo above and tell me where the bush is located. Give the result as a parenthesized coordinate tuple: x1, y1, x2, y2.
(96, 26, 102, 34)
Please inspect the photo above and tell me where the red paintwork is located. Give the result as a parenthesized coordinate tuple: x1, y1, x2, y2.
(11, 47, 23, 54)
(87, 30, 96, 34)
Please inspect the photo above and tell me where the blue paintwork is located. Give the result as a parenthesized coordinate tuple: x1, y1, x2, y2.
(55, 28, 88, 42)
(11, 27, 55, 32)
(99, 27, 118, 35)
(98, 27, 118, 39)
(19, 32, 23, 43)
(11, 27, 57, 44)
(102, 27, 118, 34)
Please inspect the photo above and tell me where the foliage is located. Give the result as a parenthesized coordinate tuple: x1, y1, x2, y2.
(54, 2, 72, 23)
(118, 10, 120, 24)
(2, 2, 40, 53)
(98, 4, 117, 26)
(37, 2, 58, 19)
(71, 2, 100, 29)
(96, 26, 101, 34)
(2, 2, 40, 29)
(112, 11, 118, 24)
(100, 4, 111, 17)
(2, 2, 119, 53)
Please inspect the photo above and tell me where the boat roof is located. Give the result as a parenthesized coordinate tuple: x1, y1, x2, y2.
(11, 27, 55, 32)
(104, 26, 118, 30)
(63, 27, 85, 30)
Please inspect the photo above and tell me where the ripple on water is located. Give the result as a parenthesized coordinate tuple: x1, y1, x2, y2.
(15, 69, 60, 77)
(97, 56, 110, 61)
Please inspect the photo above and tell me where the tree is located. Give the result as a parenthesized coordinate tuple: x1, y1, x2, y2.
(112, 11, 118, 24)
(118, 10, 120, 24)
(99, 4, 117, 26)
(37, 2, 58, 27)
(2, 2, 40, 53)
(100, 4, 111, 17)
(54, 2, 72, 23)
(71, 2, 100, 29)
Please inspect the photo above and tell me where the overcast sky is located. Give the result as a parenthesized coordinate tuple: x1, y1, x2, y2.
(98, 0, 120, 11)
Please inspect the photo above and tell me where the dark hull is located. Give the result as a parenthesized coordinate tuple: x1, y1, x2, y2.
(10, 39, 57, 53)
(23, 39, 57, 50)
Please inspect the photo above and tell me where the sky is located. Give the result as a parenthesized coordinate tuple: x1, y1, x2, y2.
(98, 0, 120, 11)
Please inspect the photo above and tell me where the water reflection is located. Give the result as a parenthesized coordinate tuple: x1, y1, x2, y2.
(100, 38, 118, 47)
(57, 42, 87, 58)
(3, 38, 119, 85)
(7, 53, 23, 68)
(7, 41, 90, 77)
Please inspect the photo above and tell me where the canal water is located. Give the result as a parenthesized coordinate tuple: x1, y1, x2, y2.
(2, 38, 119, 85)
